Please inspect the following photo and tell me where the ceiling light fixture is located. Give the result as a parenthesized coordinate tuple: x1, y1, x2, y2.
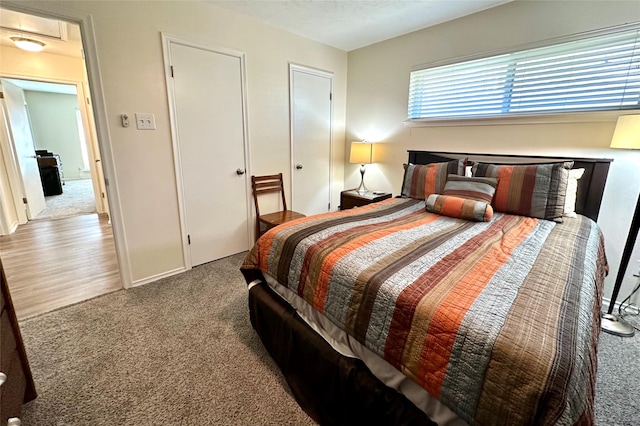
(10, 37, 45, 52)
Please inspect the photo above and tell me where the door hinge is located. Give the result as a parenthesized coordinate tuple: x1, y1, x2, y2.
(329, 92, 332, 101)
(101, 192, 105, 199)
(328, 202, 331, 211)
(22, 197, 27, 204)
(187, 234, 191, 245)
(170, 65, 174, 78)
(86, 97, 91, 105)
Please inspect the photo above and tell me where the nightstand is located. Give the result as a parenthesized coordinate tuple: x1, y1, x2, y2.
(340, 190, 392, 210)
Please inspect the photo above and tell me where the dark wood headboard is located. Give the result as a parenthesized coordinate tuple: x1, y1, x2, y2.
(407, 150, 613, 222)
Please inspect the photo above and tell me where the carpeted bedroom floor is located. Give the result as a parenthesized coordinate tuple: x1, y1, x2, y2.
(17, 252, 640, 425)
(34, 179, 96, 220)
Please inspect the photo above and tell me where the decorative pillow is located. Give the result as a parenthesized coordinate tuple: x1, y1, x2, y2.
(426, 194, 493, 222)
(564, 168, 585, 218)
(472, 161, 572, 221)
(443, 175, 498, 204)
(401, 160, 465, 199)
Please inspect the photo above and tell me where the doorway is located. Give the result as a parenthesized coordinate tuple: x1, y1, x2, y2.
(1, 77, 101, 220)
(290, 64, 333, 216)
(0, 7, 121, 318)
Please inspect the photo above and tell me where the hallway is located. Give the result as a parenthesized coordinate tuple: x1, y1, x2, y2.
(0, 213, 120, 319)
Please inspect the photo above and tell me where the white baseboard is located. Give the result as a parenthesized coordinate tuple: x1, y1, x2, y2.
(601, 296, 638, 314)
(130, 266, 186, 288)
(0, 220, 19, 236)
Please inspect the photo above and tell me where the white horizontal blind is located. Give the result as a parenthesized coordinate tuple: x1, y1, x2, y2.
(408, 28, 640, 120)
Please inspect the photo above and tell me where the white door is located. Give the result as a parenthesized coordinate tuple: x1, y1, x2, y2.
(0, 79, 45, 219)
(77, 81, 109, 216)
(167, 40, 250, 267)
(290, 65, 333, 215)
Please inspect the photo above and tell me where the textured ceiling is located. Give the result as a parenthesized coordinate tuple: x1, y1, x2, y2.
(208, 0, 512, 51)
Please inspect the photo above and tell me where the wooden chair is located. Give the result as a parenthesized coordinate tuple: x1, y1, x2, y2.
(251, 173, 306, 240)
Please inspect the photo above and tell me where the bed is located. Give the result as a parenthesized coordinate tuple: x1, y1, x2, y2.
(241, 151, 612, 426)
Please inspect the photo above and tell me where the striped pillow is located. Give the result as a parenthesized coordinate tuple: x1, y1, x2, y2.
(472, 162, 572, 221)
(401, 160, 465, 200)
(443, 175, 498, 204)
(426, 194, 493, 222)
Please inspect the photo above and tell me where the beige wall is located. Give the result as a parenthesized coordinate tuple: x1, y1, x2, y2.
(8, 1, 348, 284)
(346, 0, 640, 303)
(25, 91, 87, 180)
(0, 45, 85, 81)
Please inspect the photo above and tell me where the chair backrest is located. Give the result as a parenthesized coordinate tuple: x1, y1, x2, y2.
(251, 173, 288, 217)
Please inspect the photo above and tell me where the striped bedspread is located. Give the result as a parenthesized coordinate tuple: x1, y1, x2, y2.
(241, 198, 607, 425)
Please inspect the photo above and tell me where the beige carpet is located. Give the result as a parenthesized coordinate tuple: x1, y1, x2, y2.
(35, 179, 96, 220)
(17, 251, 640, 425)
(18, 253, 315, 425)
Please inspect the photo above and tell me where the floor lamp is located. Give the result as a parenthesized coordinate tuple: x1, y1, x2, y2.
(602, 114, 640, 337)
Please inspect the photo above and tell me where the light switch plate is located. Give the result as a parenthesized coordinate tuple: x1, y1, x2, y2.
(135, 113, 156, 130)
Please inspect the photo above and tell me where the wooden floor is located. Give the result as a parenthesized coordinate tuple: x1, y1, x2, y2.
(0, 213, 121, 320)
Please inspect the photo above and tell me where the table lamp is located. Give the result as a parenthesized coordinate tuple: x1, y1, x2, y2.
(603, 114, 640, 337)
(350, 141, 373, 195)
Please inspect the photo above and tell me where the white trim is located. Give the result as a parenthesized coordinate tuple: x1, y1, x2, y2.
(404, 110, 633, 127)
(2, 1, 132, 288)
(601, 296, 639, 315)
(161, 33, 253, 266)
(288, 63, 334, 213)
(74, 81, 106, 214)
(161, 34, 191, 270)
(131, 266, 187, 288)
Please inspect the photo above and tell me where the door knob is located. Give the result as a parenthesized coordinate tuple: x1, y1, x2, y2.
(295, 164, 303, 170)
(7, 418, 22, 426)
(0, 372, 6, 386)
(236, 168, 245, 175)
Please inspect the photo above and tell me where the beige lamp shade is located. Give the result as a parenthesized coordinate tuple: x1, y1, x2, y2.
(610, 115, 640, 150)
(350, 142, 373, 164)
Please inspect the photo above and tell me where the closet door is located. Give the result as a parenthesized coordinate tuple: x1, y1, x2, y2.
(167, 39, 250, 267)
(290, 65, 333, 215)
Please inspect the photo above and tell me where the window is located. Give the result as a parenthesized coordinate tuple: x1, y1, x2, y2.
(407, 26, 640, 120)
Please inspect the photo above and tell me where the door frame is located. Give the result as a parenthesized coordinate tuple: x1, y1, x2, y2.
(2, 1, 131, 287)
(161, 33, 253, 268)
(0, 75, 108, 216)
(288, 63, 334, 212)
(0, 88, 28, 229)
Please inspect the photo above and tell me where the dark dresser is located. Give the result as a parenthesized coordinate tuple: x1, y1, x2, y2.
(36, 154, 63, 196)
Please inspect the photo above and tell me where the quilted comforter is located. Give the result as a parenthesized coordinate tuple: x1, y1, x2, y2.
(241, 198, 607, 426)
